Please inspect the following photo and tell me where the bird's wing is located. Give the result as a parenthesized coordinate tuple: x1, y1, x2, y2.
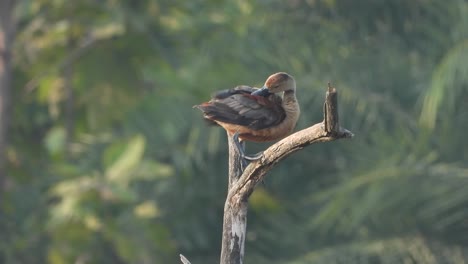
(197, 86, 285, 130)
(211, 85, 257, 99)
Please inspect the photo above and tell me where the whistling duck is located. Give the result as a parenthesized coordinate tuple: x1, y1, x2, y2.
(195, 72, 300, 160)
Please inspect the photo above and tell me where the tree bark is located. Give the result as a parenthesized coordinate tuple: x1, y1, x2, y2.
(219, 133, 248, 263)
(219, 86, 353, 264)
(0, 0, 16, 192)
(226, 134, 245, 189)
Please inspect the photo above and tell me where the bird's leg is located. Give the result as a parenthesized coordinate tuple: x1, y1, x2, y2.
(232, 132, 266, 184)
(232, 132, 248, 170)
(232, 132, 264, 162)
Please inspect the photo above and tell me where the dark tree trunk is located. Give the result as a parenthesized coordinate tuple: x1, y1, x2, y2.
(0, 0, 15, 192)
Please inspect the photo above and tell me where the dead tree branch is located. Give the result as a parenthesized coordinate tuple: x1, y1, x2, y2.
(180, 254, 192, 264)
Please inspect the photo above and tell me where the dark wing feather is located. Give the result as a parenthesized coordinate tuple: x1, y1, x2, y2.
(212, 85, 257, 99)
(196, 86, 285, 130)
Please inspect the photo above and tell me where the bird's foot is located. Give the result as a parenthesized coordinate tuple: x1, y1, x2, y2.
(243, 151, 264, 161)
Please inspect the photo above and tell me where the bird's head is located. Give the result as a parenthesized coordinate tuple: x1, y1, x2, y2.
(252, 72, 296, 96)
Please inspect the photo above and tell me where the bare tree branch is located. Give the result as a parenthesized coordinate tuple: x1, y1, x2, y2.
(180, 254, 192, 264)
(64, 34, 75, 158)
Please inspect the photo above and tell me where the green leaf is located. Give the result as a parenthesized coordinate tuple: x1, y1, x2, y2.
(44, 126, 66, 156)
(105, 135, 146, 185)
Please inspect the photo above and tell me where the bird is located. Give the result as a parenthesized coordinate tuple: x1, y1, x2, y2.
(194, 72, 300, 163)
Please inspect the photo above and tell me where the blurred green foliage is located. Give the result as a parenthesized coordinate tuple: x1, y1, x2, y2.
(1, 0, 468, 263)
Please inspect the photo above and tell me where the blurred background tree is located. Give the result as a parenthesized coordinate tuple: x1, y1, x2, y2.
(1, 0, 468, 263)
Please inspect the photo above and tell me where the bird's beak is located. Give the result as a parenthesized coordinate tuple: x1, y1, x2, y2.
(251, 86, 271, 97)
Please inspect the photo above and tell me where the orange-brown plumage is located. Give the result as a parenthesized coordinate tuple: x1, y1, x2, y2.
(195, 72, 300, 142)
